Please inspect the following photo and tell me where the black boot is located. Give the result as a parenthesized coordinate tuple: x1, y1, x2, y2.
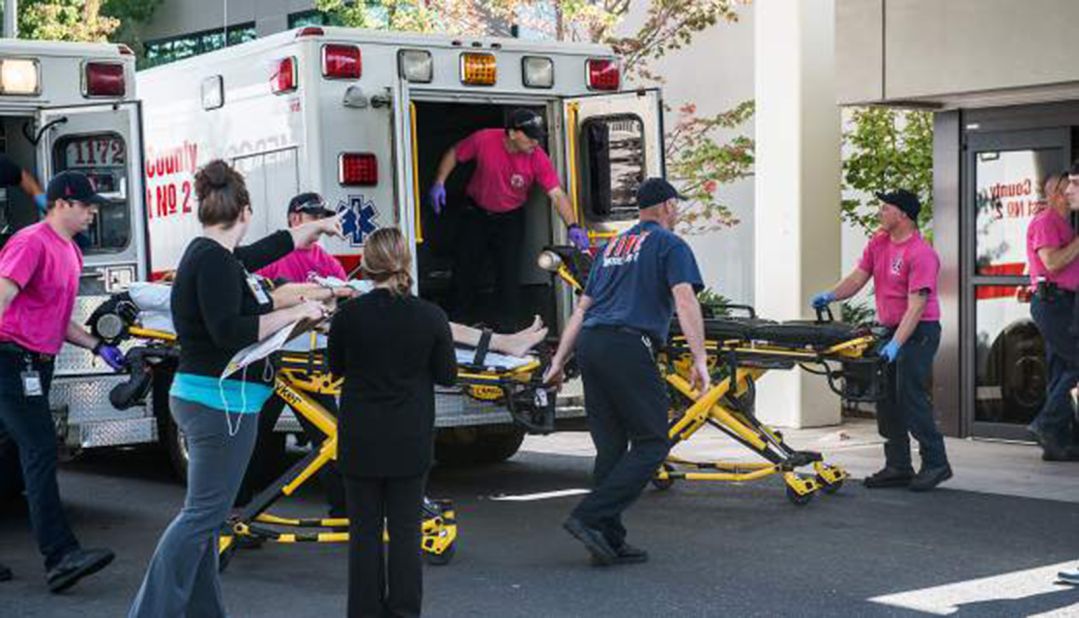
(863, 466, 914, 488)
(909, 464, 953, 492)
(46, 548, 114, 593)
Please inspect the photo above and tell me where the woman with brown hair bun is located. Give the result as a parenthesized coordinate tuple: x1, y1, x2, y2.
(129, 159, 341, 618)
(328, 227, 456, 618)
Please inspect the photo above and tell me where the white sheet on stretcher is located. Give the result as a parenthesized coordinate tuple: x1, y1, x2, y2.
(122, 282, 534, 376)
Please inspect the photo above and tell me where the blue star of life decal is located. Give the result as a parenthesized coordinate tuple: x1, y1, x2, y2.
(337, 194, 380, 246)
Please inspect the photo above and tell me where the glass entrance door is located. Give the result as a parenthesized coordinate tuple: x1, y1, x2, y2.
(964, 128, 1069, 439)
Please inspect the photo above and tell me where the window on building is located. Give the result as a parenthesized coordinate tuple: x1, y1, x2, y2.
(142, 23, 258, 69)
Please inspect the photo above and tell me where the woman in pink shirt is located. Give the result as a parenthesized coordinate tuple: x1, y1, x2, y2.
(811, 189, 952, 492)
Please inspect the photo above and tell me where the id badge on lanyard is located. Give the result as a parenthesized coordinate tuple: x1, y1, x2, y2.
(21, 360, 42, 397)
(246, 272, 272, 307)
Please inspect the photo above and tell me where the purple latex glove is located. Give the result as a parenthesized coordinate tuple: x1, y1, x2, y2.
(567, 224, 589, 251)
(429, 183, 446, 215)
(94, 343, 126, 371)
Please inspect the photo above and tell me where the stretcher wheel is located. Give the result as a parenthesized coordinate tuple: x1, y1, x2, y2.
(785, 485, 814, 506)
(818, 476, 843, 495)
(651, 464, 676, 490)
(425, 542, 456, 566)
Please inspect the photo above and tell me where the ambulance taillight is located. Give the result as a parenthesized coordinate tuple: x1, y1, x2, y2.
(84, 62, 125, 97)
(0, 59, 39, 95)
(271, 57, 297, 94)
(398, 50, 433, 83)
(460, 52, 496, 86)
(586, 58, 620, 91)
(522, 56, 554, 89)
(322, 44, 361, 79)
(339, 153, 378, 186)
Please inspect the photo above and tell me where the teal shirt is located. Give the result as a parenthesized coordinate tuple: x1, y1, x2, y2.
(170, 372, 273, 414)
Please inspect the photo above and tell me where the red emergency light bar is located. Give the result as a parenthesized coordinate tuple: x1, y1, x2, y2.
(322, 44, 362, 79)
(271, 56, 297, 94)
(295, 27, 325, 38)
(84, 62, 125, 97)
(586, 58, 620, 91)
(339, 153, 378, 186)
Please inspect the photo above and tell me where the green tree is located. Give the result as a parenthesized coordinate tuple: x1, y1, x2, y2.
(8, 0, 160, 44)
(317, 0, 755, 232)
(842, 107, 934, 236)
(18, 0, 119, 42)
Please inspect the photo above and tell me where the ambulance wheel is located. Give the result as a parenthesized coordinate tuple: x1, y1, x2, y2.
(435, 426, 525, 466)
(425, 542, 456, 566)
(651, 464, 676, 490)
(786, 485, 814, 506)
(818, 476, 843, 495)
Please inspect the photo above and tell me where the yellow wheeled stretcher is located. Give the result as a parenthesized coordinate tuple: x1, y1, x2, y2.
(87, 286, 565, 569)
(655, 305, 887, 505)
(539, 246, 888, 506)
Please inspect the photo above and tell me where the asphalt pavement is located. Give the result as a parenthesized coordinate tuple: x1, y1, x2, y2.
(2, 435, 1078, 617)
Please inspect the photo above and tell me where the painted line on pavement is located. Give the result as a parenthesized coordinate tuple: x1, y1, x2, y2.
(490, 489, 590, 502)
(868, 560, 1079, 615)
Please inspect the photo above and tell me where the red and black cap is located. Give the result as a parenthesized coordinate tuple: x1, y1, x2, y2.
(46, 171, 108, 206)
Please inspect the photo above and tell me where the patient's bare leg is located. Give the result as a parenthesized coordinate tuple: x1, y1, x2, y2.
(450, 316, 548, 358)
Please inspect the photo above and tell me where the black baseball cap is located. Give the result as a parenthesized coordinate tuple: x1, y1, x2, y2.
(508, 109, 546, 141)
(46, 171, 108, 206)
(637, 177, 686, 209)
(875, 189, 921, 221)
(287, 192, 335, 218)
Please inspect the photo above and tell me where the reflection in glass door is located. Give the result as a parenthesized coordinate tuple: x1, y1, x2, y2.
(965, 129, 1068, 439)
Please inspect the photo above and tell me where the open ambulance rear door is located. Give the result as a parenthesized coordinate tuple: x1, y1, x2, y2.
(36, 101, 146, 378)
(562, 88, 664, 242)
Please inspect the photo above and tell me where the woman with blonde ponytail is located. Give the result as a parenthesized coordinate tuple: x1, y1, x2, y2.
(327, 227, 456, 618)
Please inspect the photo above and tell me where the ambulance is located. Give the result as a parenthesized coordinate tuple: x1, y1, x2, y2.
(0, 39, 145, 489)
(130, 25, 665, 472)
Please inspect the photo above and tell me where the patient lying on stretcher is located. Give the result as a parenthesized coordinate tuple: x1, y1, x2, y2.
(114, 279, 549, 361)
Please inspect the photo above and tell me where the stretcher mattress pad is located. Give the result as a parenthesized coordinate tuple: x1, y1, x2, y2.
(696, 318, 868, 348)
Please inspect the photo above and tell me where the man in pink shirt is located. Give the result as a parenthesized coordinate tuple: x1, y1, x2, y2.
(428, 109, 586, 330)
(1025, 171, 1079, 461)
(0, 171, 124, 592)
(257, 192, 347, 283)
(811, 189, 952, 491)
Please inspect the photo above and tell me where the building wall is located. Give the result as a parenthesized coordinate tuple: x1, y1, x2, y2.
(622, 3, 757, 304)
(837, 0, 1079, 107)
(135, 0, 316, 41)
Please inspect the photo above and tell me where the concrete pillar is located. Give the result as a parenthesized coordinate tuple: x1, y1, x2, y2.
(752, 0, 842, 427)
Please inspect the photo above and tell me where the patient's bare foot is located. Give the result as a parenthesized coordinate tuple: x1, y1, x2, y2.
(496, 319, 549, 358)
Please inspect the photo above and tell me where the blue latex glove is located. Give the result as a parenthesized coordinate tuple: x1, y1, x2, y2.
(810, 291, 836, 310)
(429, 183, 446, 215)
(95, 343, 126, 371)
(567, 224, 589, 251)
(880, 338, 901, 363)
(33, 193, 46, 212)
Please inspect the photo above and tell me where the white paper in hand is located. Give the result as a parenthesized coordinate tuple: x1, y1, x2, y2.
(223, 320, 301, 378)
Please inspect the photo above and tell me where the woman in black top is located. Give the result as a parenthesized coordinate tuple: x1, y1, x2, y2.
(129, 160, 339, 618)
(328, 227, 456, 618)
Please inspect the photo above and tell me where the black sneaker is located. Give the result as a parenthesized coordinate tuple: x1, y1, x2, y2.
(0, 563, 11, 582)
(46, 548, 114, 593)
(1028, 425, 1079, 461)
(909, 464, 953, 492)
(1058, 569, 1079, 586)
(604, 542, 649, 566)
(563, 517, 616, 566)
(863, 467, 914, 488)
